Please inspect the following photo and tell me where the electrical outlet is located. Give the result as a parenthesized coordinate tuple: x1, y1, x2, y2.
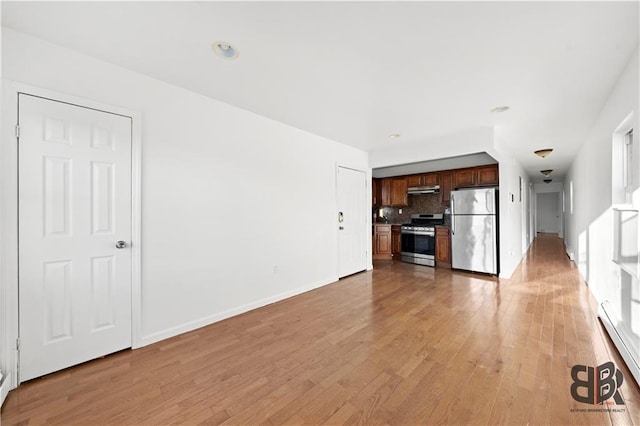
(399, 208, 403, 214)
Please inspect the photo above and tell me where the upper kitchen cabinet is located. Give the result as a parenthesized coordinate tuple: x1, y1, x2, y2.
(438, 171, 453, 205)
(453, 164, 499, 189)
(391, 177, 408, 206)
(372, 178, 380, 206)
(476, 164, 499, 186)
(406, 173, 438, 187)
(380, 178, 391, 206)
(454, 168, 476, 188)
(380, 177, 408, 207)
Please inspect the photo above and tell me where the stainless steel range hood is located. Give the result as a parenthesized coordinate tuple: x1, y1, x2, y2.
(408, 185, 440, 194)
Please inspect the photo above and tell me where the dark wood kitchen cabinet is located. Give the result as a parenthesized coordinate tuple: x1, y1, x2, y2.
(379, 178, 391, 206)
(435, 226, 451, 268)
(453, 164, 499, 189)
(454, 168, 476, 188)
(390, 177, 408, 206)
(391, 225, 402, 258)
(406, 173, 438, 187)
(372, 178, 380, 206)
(373, 224, 392, 259)
(380, 177, 408, 207)
(438, 171, 453, 205)
(476, 164, 499, 186)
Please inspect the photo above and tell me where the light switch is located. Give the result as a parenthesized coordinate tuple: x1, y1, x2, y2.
(399, 208, 403, 214)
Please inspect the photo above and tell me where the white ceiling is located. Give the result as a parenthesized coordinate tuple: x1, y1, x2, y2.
(2, 1, 638, 182)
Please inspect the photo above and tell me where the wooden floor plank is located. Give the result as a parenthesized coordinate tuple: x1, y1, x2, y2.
(2, 234, 638, 424)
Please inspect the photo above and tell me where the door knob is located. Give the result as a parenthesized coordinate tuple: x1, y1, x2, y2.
(115, 241, 127, 249)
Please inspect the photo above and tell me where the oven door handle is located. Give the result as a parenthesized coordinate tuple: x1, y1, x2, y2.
(402, 230, 434, 236)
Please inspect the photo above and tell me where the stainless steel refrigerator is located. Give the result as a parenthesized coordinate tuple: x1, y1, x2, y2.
(450, 187, 499, 275)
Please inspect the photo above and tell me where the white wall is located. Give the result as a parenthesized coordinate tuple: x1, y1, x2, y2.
(564, 46, 639, 380)
(488, 137, 530, 279)
(565, 46, 639, 300)
(1, 28, 370, 385)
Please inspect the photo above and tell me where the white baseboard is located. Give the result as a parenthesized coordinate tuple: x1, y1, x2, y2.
(139, 276, 338, 347)
(566, 248, 575, 260)
(1, 373, 11, 408)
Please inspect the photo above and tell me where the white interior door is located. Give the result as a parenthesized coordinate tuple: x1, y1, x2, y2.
(337, 166, 367, 278)
(536, 192, 559, 233)
(18, 94, 132, 382)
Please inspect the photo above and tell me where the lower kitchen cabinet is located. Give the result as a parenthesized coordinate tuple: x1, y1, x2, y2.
(391, 225, 401, 258)
(373, 224, 392, 260)
(435, 226, 451, 268)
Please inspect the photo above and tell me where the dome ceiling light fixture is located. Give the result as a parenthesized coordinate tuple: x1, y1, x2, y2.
(490, 105, 510, 113)
(543, 179, 553, 184)
(534, 148, 553, 158)
(389, 133, 401, 139)
(212, 41, 239, 60)
(540, 169, 553, 176)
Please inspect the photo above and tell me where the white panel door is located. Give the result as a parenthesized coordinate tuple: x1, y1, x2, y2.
(18, 94, 132, 382)
(536, 192, 559, 233)
(337, 166, 367, 278)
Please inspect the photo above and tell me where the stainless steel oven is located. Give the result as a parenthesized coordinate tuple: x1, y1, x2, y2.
(401, 214, 443, 267)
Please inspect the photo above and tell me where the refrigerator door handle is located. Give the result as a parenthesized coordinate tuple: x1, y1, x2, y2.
(451, 194, 455, 234)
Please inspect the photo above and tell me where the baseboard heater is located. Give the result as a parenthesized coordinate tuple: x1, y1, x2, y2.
(598, 301, 640, 387)
(0, 372, 10, 408)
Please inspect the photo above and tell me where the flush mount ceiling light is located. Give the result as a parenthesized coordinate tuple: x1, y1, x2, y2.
(543, 179, 552, 184)
(540, 169, 553, 176)
(490, 105, 510, 113)
(389, 133, 401, 139)
(534, 148, 553, 158)
(212, 41, 239, 60)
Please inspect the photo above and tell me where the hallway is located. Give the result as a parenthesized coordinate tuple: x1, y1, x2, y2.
(2, 234, 639, 424)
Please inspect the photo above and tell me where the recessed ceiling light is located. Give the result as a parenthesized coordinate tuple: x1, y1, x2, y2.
(389, 133, 401, 139)
(212, 41, 239, 60)
(534, 149, 553, 158)
(490, 105, 510, 113)
(540, 169, 553, 176)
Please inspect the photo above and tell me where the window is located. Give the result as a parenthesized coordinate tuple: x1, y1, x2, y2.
(623, 129, 633, 204)
(612, 113, 634, 206)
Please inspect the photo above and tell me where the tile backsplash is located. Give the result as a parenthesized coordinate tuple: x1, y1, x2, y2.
(376, 193, 446, 223)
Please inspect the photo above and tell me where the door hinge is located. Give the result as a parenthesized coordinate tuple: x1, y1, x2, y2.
(15, 125, 20, 139)
(16, 338, 20, 351)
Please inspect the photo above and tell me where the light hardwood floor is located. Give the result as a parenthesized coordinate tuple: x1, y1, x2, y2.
(2, 234, 639, 424)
